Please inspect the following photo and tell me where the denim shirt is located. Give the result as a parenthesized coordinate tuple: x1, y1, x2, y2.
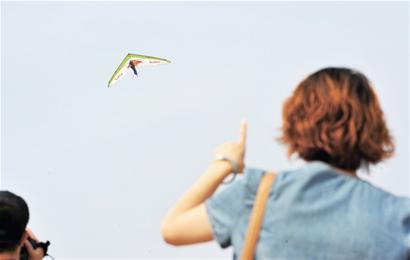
(205, 161, 410, 259)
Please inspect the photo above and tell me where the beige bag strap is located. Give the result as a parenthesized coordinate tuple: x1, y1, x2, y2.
(241, 171, 276, 260)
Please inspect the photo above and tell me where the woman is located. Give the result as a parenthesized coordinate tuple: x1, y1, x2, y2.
(161, 67, 410, 259)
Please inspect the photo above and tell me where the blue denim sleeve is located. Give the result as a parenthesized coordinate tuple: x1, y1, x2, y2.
(402, 199, 410, 250)
(205, 173, 247, 248)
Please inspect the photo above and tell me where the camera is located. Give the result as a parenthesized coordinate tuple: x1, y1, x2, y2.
(20, 237, 50, 260)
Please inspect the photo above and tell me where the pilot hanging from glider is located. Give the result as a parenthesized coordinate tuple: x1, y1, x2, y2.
(129, 60, 141, 76)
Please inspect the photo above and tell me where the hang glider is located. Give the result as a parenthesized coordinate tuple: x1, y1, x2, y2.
(108, 53, 170, 87)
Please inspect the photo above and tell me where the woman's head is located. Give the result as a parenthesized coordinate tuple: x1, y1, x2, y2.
(279, 67, 394, 171)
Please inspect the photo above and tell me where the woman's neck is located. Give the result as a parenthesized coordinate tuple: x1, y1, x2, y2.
(333, 167, 357, 177)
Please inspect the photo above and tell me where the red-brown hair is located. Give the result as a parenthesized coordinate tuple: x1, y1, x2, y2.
(279, 67, 394, 171)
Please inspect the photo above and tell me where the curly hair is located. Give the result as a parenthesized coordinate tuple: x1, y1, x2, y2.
(279, 67, 394, 171)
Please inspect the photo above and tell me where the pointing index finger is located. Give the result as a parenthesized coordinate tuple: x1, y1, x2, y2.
(239, 119, 247, 145)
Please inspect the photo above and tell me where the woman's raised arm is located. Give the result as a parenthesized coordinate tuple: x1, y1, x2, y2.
(161, 120, 247, 245)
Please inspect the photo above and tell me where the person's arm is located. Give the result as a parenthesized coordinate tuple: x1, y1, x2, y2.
(161, 120, 247, 246)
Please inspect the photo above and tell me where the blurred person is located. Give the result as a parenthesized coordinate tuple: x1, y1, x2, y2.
(0, 191, 45, 260)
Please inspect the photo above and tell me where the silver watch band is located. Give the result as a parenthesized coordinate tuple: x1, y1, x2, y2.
(216, 156, 240, 173)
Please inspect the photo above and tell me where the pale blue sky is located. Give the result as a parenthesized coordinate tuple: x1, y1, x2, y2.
(1, 1, 409, 258)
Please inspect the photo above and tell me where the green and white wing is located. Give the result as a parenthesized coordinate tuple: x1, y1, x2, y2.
(127, 54, 171, 67)
(108, 57, 133, 87)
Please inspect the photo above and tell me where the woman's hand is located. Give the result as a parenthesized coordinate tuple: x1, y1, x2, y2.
(214, 120, 247, 173)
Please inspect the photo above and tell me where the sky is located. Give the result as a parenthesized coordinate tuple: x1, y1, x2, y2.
(1, 1, 409, 258)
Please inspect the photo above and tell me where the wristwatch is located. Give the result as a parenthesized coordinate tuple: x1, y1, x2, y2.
(216, 156, 240, 173)
(215, 156, 240, 184)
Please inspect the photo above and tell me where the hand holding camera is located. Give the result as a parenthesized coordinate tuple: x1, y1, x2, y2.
(20, 230, 50, 260)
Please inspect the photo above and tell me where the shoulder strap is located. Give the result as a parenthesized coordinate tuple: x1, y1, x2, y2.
(241, 171, 276, 260)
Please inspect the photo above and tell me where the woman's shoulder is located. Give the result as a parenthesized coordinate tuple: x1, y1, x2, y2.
(244, 161, 410, 205)
(243, 161, 331, 193)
